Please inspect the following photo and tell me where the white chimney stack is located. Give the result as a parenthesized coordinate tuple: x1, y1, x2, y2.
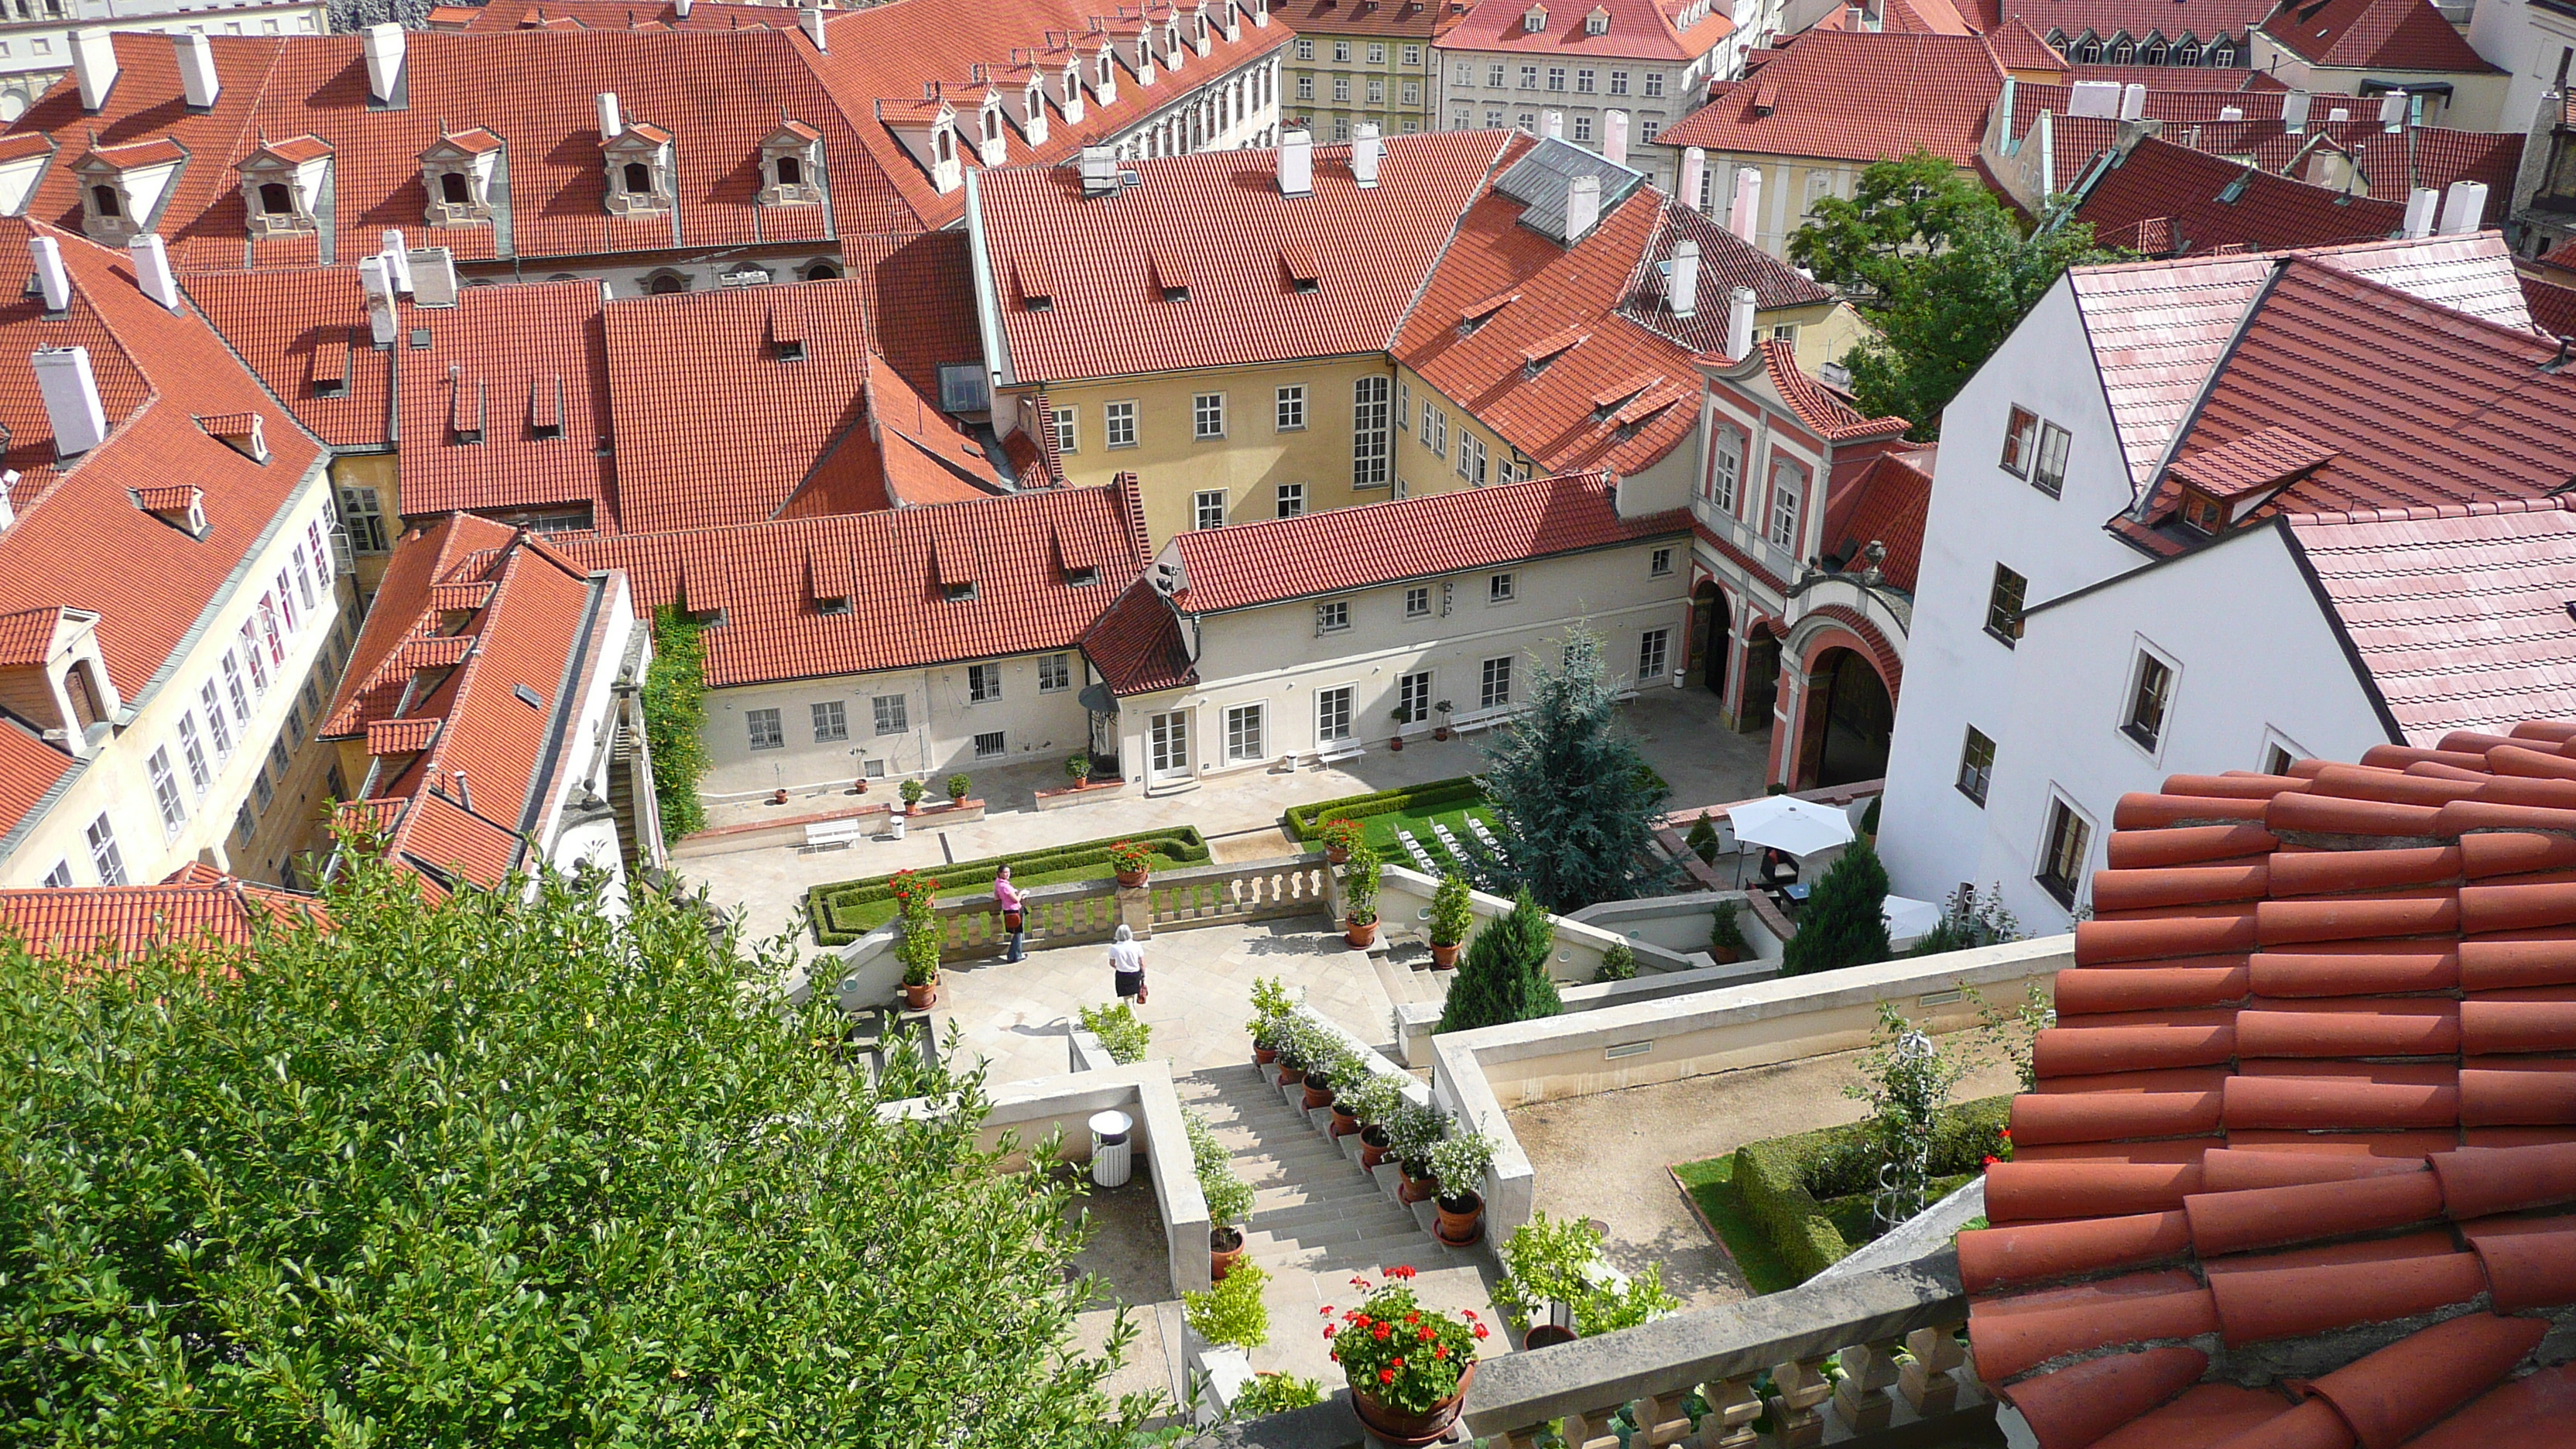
(0, 471, 14, 531)
(409, 247, 458, 306)
(2378, 90, 2407, 128)
(177, 33, 219, 108)
(29, 235, 68, 312)
(1669, 237, 1700, 319)
(33, 347, 107, 457)
(1566, 172, 1601, 240)
(1542, 110, 1563, 139)
(1351, 122, 1381, 187)
(2067, 80, 2119, 118)
(800, 6, 826, 50)
(2402, 185, 2439, 238)
(128, 235, 179, 310)
(2281, 90, 2311, 132)
(1725, 285, 1756, 360)
(361, 23, 404, 105)
(675, 0, 691, 13)
(71, 29, 118, 111)
(359, 257, 397, 345)
(1278, 127, 1313, 197)
(2437, 180, 2488, 235)
(1603, 108, 1629, 167)
(1727, 165, 1762, 244)
(596, 91, 623, 140)
(2118, 84, 2146, 121)
(380, 228, 413, 293)
(1679, 146, 1706, 211)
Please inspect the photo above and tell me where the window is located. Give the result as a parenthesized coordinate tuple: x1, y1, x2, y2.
(1586, 8, 1608, 30)
(1317, 686, 1355, 742)
(1276, 385, 1307, 430)
(1397, 380, 1409, 430)
(337, 485, 388, 552)
(1480, 656, 1513, 709)
(1052, 405, 1078, 452)
(968, 663, 1002, 702)
(872, 694, 909, 735)
(1547, 67, 1567, 90)
(1333, 39, 1350, 60)
(1405, 585, 1431, 618)
(1040, 653, 1072, 693)
(812, 701, 848, 742)
(1317, 599, 1351, 633)
(1957, 727, 1995, 806)
(1488, 63, 1507, 87)
(239, 623, 269, 694)
(746, 708, 783, 750)
(291, 546, 318, 614)
(2180, 489, 2224, 536)
(1519, 65, 1539, 88)
(1767, 461, 1801, 550)
(1397, 670, 1432, 724)
(1608, 69, 1629, 94)
(2033, 422, 2071, 498)
(1367, 41, 1385, 61)
(1352, 376, 1391, 486)
(1105, 400, 1138, 448)
(1489, 571, 1516, 603)
(1638, 627, 1670, 682)
(253, 761, 276, 810)
(1577, 67, 1595, 91)
(1297, 74, 1314, 100)
(1194, 392, 1226, 440)
(1456, 61, 1474, 84)
(43, 860, 72, 889)
(1573, 114, 1594, 142)
(1985, 564, 2026, 646)
(1710, 429, 1741, 510)
(1643, 70, 1663, 97)
(274, 574, 299, 633)
(1999, 405, 2038, 478)
(87, 814, 125, 886)
(2123, 650, 2175, 751)
(149, 747, 187, 836)
(1639, 118, 1660, 144)
(220, 655, 250, 730)
(1427, 406, 1447, 457)
(2036, 796, 2092, 908)
(1276, 482, 1306, 516)
(975, 730, 1007, 759)
(1403, 44, 1422, 64)
(177, 712, 211, 794)
(1454, 110, 1472, 129)
(1295, 36, 1314, 57)
(1227, 703, 1265, 761)
(1368, 77, 1385, 104)
(1649, 546, 1673, 577)
(1194, 490, 1228, 530)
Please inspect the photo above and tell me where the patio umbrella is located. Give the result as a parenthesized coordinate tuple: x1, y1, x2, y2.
(1882, 894, 1943, 943)
(1726, 795, 1857, 858)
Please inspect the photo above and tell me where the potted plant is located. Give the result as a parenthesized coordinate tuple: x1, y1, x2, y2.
(1108, 838, 1156, 887)
(1389, 704, 1409, 752)
(1496, 1214, 1680, 1349)
(1429, 1132, 1496, 1246)
(1184, 1257, 1269, 1347)
(1327, 1266, 1488, 1444)
(899, 777, 926, 816)
(1708, 899, 1748, 964)
(852, 775, 870, 795)
(1245, 975, 1295, 1067)
(1433, 701, 1454, 742)
(1273, 1016, 1318, 1088)
(1595, 940, 1638, 982)
(1343, 842, 1382, 950)
(1189, 1109, 1257, 1281)
(1066, 752, 1092, 789)
(1303, 1042, 1355, 1113)
(1427, 872, 1473, 970)
(1317, 816, 1365, 865)
(770, 786, 790, 805)
(890, 870, 944, 1009)
(1389, 1101, 1448, 1203)
(946, 773, 971, 805)
(1345, 1072, 1404, 1165)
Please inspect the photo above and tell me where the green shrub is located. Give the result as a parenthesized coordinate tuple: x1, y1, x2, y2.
(1728, 1097, 2012, 1282)
(1428, 873, 1474, 947)
(805, 826, 1210, 944)
(640, 607, 710, 840)
(1437, 889, 1561, 1033)
(946, 773, 972, 800)
(1684, 816, 1721, 865)
(1184, 1261, 1270, 1350)
(1495, 1213, 1679, 1335)
(1230, 1372, 1324, 1418)
(1077, 1002, 1151, 1064)
(1595, 940, 1636, 982)
(1708, 899, 1750, 960)
(1343, 843, 1381, 927)
(1782, 842, 1892, 977)
(1284, 778, 1487, 839)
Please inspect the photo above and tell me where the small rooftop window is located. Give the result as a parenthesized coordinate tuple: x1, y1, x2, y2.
(944, 581, 979, 602)
(513, 683, 544, 709)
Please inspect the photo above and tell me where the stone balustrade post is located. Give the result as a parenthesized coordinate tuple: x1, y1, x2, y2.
(1830, 1339, 1902, 1434)
(1765, 1358, 1832, 1449)
(1565, 1406, 1624, 1448)
(1896, 1326, 1966, 1416)
(1637, 1390, 1694, 1447)
(1699, 1377, 1761, 1447)
(1115, 883, 1154, 939)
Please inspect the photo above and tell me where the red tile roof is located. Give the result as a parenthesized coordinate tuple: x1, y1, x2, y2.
(1438, 0, 1734, 62)
(2256, 0, 2496, 70)
(394, 279, 617, 523)
(1079, 576, 1197, 694)
(2165, 422, 2336, 498)
(0, 866, 319, 963)
(975, 131, 1512, 385)
(1163, 469, 1685, 612)
(1985, 0, 2274, 47)
(2074, 137, 2405, 259)
(1989, 15, 2071, 67)
(1818, 444, 1930, 591)
(1655, 30, 2007, 166)
(2060, 63, 2287, 91)
(1756, 337, 1908, 439)
(1273, 0, 1459, 40)
(2065, 249, 2280, 485)
(0, 605, 63, 666)
(1616, 198, 1832, 336)
(2523, 273, 2576, 338)
(556, 479, 1149, 688)
(1959, 724, 2576, 1448)
(843, 228, 983, 403)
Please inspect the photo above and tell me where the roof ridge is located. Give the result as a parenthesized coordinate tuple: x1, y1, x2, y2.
(1381, 128, 1525, 351)
(2283, 494, 2576, 527)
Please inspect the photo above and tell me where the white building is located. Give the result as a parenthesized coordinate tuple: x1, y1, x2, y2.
(1875, 223, 2571, 929)
(1433, 0, 1736, 192)
(2469, 0, 2576, 144)
(0, 0, 325, 121)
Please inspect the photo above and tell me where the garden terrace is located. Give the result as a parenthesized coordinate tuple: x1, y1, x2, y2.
(805, 826, 1211, 943)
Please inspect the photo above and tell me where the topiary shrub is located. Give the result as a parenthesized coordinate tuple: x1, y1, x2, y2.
(640, 607, 710, 839)
(1437, 889, 1561, 1033)
(1684, 815, 1721, 865)
(1283, 778, 1487, 838)
(1781, 842, 1892, 977)
(1594, 940, 1636, 982)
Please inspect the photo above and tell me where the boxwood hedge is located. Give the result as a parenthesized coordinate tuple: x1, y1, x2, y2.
(1726, 1096, 2009, 1283)
(1283, 777, 1488, 840)
(805, 825, 1209, 946)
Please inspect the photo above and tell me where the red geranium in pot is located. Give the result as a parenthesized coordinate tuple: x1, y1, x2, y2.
(1326, 1267, 1488, 1447)
(1317, 816, 1365, 866)
(1108, 838, 1155, 887)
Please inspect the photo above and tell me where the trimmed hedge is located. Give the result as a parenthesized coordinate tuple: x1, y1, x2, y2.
(1284, 778, 1487, 840)
(805, 826, 1209, 945)
(1725, 1096, 2009, 1284)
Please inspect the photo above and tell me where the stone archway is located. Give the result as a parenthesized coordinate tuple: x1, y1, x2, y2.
(1796, 646, 1896, 789)
(1740, 622, 1781, 733)
(1693, 581, 1731, 701)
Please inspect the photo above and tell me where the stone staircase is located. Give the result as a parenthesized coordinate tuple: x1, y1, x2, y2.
(1179, 1062, 1451, 1278)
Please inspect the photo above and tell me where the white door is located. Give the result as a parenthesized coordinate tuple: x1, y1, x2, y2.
(1149, 711, 1191, 782)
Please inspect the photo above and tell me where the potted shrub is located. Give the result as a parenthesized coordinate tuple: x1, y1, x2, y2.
(899, 777, 926, 816)
(1708, 899, 1749, 964)
(1303, 1042, 1356, 1114)
(1345, 1072, 1404, 1166)
(1388, 704, 1409, 752)
(1272, 1016, 1319, 1088)
(1343, 842, 1382, 949)
(1433, 701, 1454, 742)
(1595, 940, 1638, 983)
(1495, 1213, 1680, 1349)
(1065, 752, 1092, 789)
(1327, 1266, 1488, 1444)
(1184, 1256, 1269, 1345)
(1189, 1109, 1257, 1281)
(770, 786, 790, 806)
(1108, 838, 1156, 887)
(945, 773, 971, 806)
(1429, 1132, 1495, 1245)
(1245, 975, 1295, 1067)
(1389, 1101, 1448, 1204)
(1230, 1373, 1324, 1420)
(890, 870, 944, 1009)
(1427, 872, 1473, 970)
(1317, 816, 1365, 866)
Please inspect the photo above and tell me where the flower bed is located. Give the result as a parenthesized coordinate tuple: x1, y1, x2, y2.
(804, 825, 1209, 944)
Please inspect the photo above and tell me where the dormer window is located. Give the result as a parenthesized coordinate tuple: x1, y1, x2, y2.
(1067, 566, 1101, 586)
(758, 122, 822, 206)
(419, 127, 503, 227)
(529, 376, 564, 439)
(1585, 5, 1608, 32)
(198, 412, 269, 462)
(1524, 4, 1546, 30)
(91, 184, 120, 218)
(449, 366, 485, 444)
(622, 162, 652, 194)
(74, 137, 184, 245)
(237, 135, 331, 241)
(440, 172, 471, 204)
(135, 485, 208, 536)
(944, 581, 978, 602)
(600, 118, 674, 216)
(257, 182, 293, 216)
(2177, 488, 2223, 536)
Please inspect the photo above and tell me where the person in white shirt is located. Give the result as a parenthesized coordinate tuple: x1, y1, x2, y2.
(1108, 923, 1148, 1004)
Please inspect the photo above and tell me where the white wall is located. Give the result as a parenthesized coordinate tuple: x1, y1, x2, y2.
(2468, 0, 2576, 141)
(701, 649, 1092, 798)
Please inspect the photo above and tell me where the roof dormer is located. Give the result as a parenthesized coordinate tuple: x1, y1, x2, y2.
(2163, 425, 2338, 536)
(1092, 43, 1120, 105)
(879, 91, 964, 194)
(238, 134, 332, 242)
(132, 484, 207, 537)
(1190, 0, 1214, 53)
(197, 411, 269, 462)
(1585, 5, 1609, 31)
(759, 122, 822, 206)
(72, 136, 187, 246)
(1123, 27, 1157, 85)
(1048, 54, 1087, 122)
(1524, 3, 1547, 32)
(594, 92, 673, 217)
(0, 605, 118, 756)
(1161, 12, 1186, 67)
(419, 126, 503, 228)
(975, 90, 1009, 166)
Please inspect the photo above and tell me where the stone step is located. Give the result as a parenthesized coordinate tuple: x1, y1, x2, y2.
(1246, 1194, 1423, 1232)
(1252, 1177, 1386, 1209)
(1250, 1229, 1473, 1276)
(1242, 1212, 1430, 1254)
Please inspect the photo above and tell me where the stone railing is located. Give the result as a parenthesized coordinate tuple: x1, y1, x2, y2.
(925, 855, 1332, 963)
(1376, 865, 1688, 984)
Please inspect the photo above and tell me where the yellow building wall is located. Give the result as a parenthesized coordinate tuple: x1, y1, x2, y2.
(330, 452, 401, 603)
(1390, 365, 1536, 495)
(1284, 28, 1438, 139)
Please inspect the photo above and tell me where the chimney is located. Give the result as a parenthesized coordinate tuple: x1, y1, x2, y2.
(1668, 237, 1699, 319)
(2281, 89, 2311, 132)
(29, 235, 68, 312)
(359, 257, 397, 345)
(1278, 127, 1313, 197)
(453, 770, 473, 815)
(2117, 84, 2145, 122)
(2378, 90, 2407, 128)
(800, 6, 826, 50)
(1542, 109, 1562, 139)
(1566, 172, 1601, 240)
(1351, 121, 1381, 187)
(380, 228, 413, 293)
(0, 471, 14, 531)
(177, 33, 219, 108)
(409, 246, 458, 306)
(1727, 164, 1761, 243)
(1078, 144, 1119, 196)
(596, 91, 623, 140)
(2328, 105, 2349, 122)
(2067, 80, 2119, 118)
(361, 22, 405, 105)
(2437, 180, 2488, 235)
(1603, 108, 1629, 167)
(128, 235, 180, 310)
(2216, 105, 2243, 122)
(2401, 185, 2438, 238)
(1679, 146, 1706, 211)
(70, 29, 117, 111)
(675, 0, 691, 12)
(33, 347, 107, 457)
(1725, 284, 1756, 359)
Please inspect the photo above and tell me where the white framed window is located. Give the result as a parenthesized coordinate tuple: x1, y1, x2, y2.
(1194, 392, 1227, 440)
(1406, 585, 1431, 618)
(1333, 38, 1350, 59)
(1317, 599, 1351, 633)
(2036, 791, 2095, 909)
(1999, 405, 2038, 478)
(1403, 43, 1422, 64)
(1334, 77, 1350, 104)
(1194, 490, 1228, 530)
(1105, 399, 1139, 448)
(1297, 73, 1314, 100)
(2260, 727, 2310, 778)
(746, 708, 783, 750)
(238, 623, 269, 693)
(149, 747, 187, 837)
(1480, 656, 1513, 709)
(1317, 685, 1355, 742)
(812, 701, 848, 742)
(1052, 405, 1078, 453)
(1609, 69, 1629, 94)
(1548, 65, 1567, 90)
(1489, 571, 1516, 604)
(1368, 41, 1385, 60)
(205, 677, 239, 755)
(1471, 436, 1488, 485)
(290, 546, 317, 614)
(1276, 385, 1307, 430)
(1711, 432, 1743, 511)
(1637, 628, 1670, 681)
(1643, 70, 1663, 96)
(177, 711, 211, 794)
(1577, 67, 1596, 91)
(1519, 63, 1539, 87)
(1396, 670, 1432, 724)
(1455, 61, 1475, 83)
(1227, 703, 1266, 761)
(43, 860, 72, 889)
(1649, 546, 1674, 577)
(2033, 421, 2071, 498)
(1276, 482, 1306, 517)
(1397, 380, 1409, 430)
(1427, 406, 1447, 457)
(975, 730, 1007, 759)
(1574, 114, 1594, 142)
(1352, 376, 1391, 486)
(2122, 644, 2178, 754)
(1489, 63, 1507, 86)
(1986, 564, 2027, 646)
(87, 814, 125, 885)
(968, 663, 1002, 702)
(1296, 36, 1314, 57)
(1040, 653, 1073, 692)
(1957, 726, 1995, 806)
(337, 484, 388, 552)
(1767, 460, 1802, 550)
(872, 694, 909, 735)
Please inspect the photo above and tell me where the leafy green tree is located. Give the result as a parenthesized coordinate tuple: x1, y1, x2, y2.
(1782, 841, 1893, 977)
(642, 605, 711, 839)
(1479, 628, 1673, 910)
(1438, 889, 1564, 1032)
(1788, 152, 2122, 440)
(0, 842, 1153, 1447)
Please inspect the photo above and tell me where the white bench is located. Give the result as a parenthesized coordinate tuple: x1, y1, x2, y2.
(1449, 705, 1518, 735)
(803, 817, 870, 848)
(1312, 743, 1367, 768)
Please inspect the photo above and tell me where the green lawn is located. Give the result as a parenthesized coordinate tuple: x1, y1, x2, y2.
(1361, 800, 1504, 873)
(803, 827, 1208, 944)
(1670, 1158, 1805, 1297)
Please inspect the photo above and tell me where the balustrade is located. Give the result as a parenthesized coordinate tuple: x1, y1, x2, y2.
(925, 855, 1331, 962)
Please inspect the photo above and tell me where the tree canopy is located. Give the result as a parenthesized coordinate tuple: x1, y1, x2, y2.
(1782, 841, 1894, 977)
(1787, 151, 2122, 439)
(1479, 627, 1674, 911)
(1437, 888, 1564, 1033)
(0, 845, 1151, 1447)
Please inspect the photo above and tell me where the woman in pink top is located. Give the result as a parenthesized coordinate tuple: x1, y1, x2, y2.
(995, 866, 1026, 962)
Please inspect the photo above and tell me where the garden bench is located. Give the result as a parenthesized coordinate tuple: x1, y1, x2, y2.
(1312, 743, 1367, 768)
(1468, 816, 1511, 865)
(1448, 705, 1515, 735)
(803, 817, 869, 848)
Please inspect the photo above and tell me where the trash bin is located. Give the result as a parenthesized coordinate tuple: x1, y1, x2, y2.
(1089, 1109, 1134, 1187)
(888, 811, 906, 841)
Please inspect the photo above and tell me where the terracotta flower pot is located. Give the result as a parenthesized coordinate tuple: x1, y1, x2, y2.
(1302, 1076, 1337, 1112)
(1253, 1045, 1279, 1067)
(1330, 1102, 1362, 1137)
(770, 788, 790, 805)
(1523, 1323, 1579, 1350)
(1276, 1064, 1306, 1088)
(1710, 945, 1739, 965)
(1071, 775, 1090, 789)
(1115, 868, 1147, 887)
(1434, 1190, 1485, 1246)
(1434, 726, 1451, 742)
(1389, 735, 1405, 752)
(1430, 941, 1462, 969)
(1346, 917, 1379, 949)
(904, 978, 939, 1010)
(1211, 1225, 1247, 1281)
(1351, 1360, 1476, 1447)
(1325, 844, 1351, 865)
(1360, 1125, 1394, 1170)
(1399, 1168, 1438, 1204)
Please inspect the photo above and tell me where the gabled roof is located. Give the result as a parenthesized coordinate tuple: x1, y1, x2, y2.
(2256, 0, 2496, 70)
(1079, 576, 1197, 695)
(1818, 445, 1931, 592)
(1437, 0, 1734, 62)
(2522, 273, 2576, 337)
(2073, 138, 2405, 260)
(2166, 423, 2335, 498)
(0, 865, 320, 964)
(1973, 0, 2274, 43)
(1163, 470, 1684, 613)
(393, 279, 615, 524)
(1987, 15, 2070, 67)
(1961, 724, 2576, 1448)
(1655, 29, 2007, 166)
(1272, 0, 1458, 40)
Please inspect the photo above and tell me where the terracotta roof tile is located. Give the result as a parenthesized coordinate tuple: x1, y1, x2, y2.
(2256, 0, 2495, 70)
(1079, 576, 1196, 694)
(2074, 139, 2405, 260)
(1439, 0, 1732, 60)
(0, 605, 63, 666)
(0, 868, 319, 963)
(1656, 31, 2006, 166)
(1272, 0, 1455, 39)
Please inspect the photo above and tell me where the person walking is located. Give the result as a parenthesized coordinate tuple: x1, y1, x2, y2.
(995, 866, 1026, 963)
(1108, 923, 1147, 1005)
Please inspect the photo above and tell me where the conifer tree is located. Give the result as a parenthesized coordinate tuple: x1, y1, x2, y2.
(1783, 841, 1894, 976)
(1479, 628, 1673, 911)
(1438, 889, 1564, 1032)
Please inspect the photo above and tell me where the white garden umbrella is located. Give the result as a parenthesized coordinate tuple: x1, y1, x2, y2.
(1882, 894, 1943, 943)
(1725, 795, 1857, 858)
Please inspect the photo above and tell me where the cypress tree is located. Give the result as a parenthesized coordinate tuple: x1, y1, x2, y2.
(1479, 628, 1673, 911)
(1438, 889, 1564, 1032)
(1782, 841, 1894, 976)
